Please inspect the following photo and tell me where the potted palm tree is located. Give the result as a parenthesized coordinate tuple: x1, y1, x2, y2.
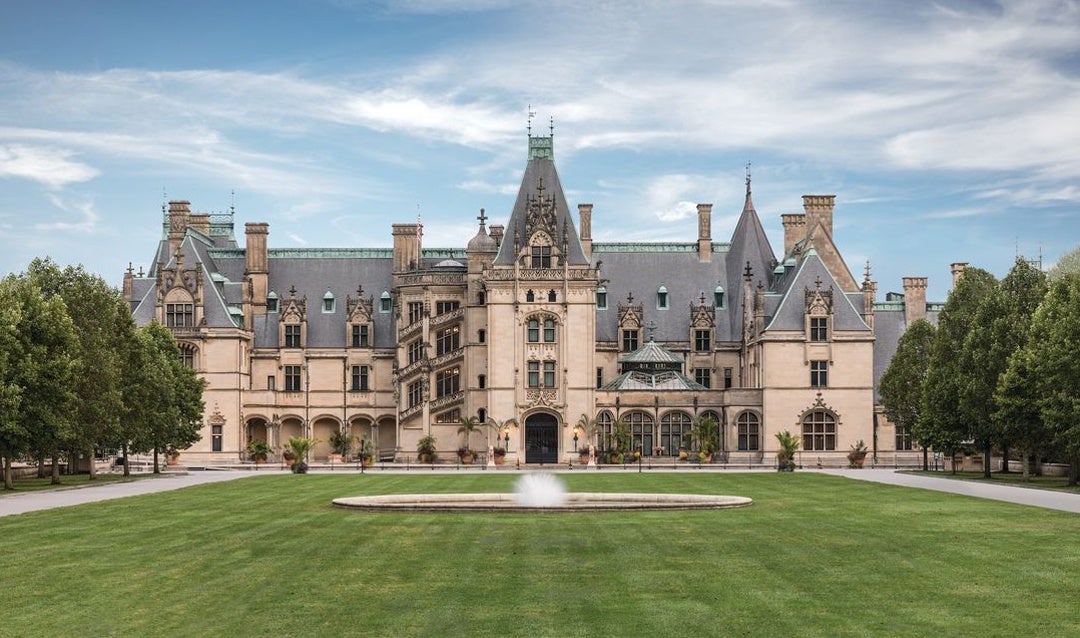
(690, 414, 720, 463)
(246, 439, 270, 464)
(486, 416, 517, 465)
(417, 435, 437, 464)
(285, 436, 315, 473)
(358, 438, 375, 467)
(576, 414, 599, 465)
(328, 429, 355, 463)
(775, 430, 800, 471)
(457, 416, 481, 464)
(847, 440, 869, 468)
(607, 417, 631, 464)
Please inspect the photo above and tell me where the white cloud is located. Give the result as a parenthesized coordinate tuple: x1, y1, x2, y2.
(0, 144, 99, 189)
(34, 193, 100, 233)
(286, 233, 308, 245)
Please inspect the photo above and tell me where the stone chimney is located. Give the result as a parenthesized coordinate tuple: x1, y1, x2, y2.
(802, 195, 836, 238)
(245, 223, 269, 315)
(781, 213, 806, 257)
(123, 263, 134, 305)
(188, 213, 211, 236)
(167, 200, 191, 257)
(902, 277, 927, 326)
(950, 263, 968, 288)
(578, 203, 593, 260)
(697, 203, 713, 262)
(489, 224, 504, 250)
(392, 223, 421, 273)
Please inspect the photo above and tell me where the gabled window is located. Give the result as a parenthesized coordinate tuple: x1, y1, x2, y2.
(656, 285, 669, 310)
(266, 292, 279, 313)
(284, 324, 302, 348)
(810, 317, 828, 342)
(351, 324, 370, 348)
(322, 291, 335, 313)
(694, 329, 711, 352)
(379, 291, 392, 313)
(530, 245, 552, 268)
(166, 303, 194, 328)
(714, 285, 725, 309)
(596, 287, 607, 309)
(621, 329, 639, 352)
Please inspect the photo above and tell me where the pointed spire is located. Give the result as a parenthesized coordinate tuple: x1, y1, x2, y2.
(742, 161, 755, 213)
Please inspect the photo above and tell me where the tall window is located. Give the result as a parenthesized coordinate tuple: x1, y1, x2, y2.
(436, 325, 460, 355)
(435, 300, 460, 315)
(211, 424, 222, 452)
(802, 410, 836, 451)
(284, 365, 302, 392)
(810, 317, 828, 342)
(436, 367, 460, 397)
(626, 411, 654, 456)
(694, 329, 711, 352)
(408, 302, 424, 324)
(266, 293, 279, 313)
(350, 365, 369, 392)
(597, 411, 613, 451)
(596, 367, 603, 389)
(407, 339, 424, 365)
(530, 245, 552, 268)
(166, 303, 194, 328)
(526, 290, 535, 302)
(547, 290, 556, 302)
(724, 367, 733, 389)
(737, 412, 761, 451)
(543, 361, 556, 387)
(379, 291, 392, 313)
(810, 360, 828, 388)
(543, 318, 556, 343)
(621, 329, 639, 352)
(527, 361, 539, 388)
(478, 374, 486, 389)
(714, 286, 725, 308)
(527, 319, 539, 343)
(896, 424, 914, 451)
(407, 381, 422, 408)
(660, 412, 692, 455)
(694, 368, 711, 388)
(596, 287, 607, 309)
(322, 293, 335, 313)
(178, 343, 196, 369)
(351, 324, 370, 348)
(284, 324, 301, 348)
(478, 329, 486, 343)
(266, 375, 275, 391)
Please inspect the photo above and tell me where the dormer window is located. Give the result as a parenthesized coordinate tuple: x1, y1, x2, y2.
(530, 245, 552, 268)
(322, 290, 335, 313)
(656, 285, 669, 310)
(810, 316, 828, 342)
(596, 286, 608, 309)
(266, 291, 279, 313)
(379, 291, 392, 313)
(714, 285, 725, 309)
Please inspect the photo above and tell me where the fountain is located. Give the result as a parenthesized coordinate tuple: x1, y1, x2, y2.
(332, 473, 752, 512)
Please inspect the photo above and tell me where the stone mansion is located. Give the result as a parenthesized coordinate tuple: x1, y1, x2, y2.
(124, 134, 944, 466)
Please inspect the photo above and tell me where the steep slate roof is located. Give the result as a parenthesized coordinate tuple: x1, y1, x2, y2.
(493, 136, 589, 266)
(725, 184, 778, 332)
(764, 248, 871, 333)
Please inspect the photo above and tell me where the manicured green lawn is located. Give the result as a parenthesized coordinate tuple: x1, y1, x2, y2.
(1, 473, 1077, 637)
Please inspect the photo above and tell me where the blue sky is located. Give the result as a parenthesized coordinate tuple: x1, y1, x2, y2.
(1, 0, 1078, 301)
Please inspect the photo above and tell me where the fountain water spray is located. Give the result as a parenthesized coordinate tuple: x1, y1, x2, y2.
(513, 473, 567, 508)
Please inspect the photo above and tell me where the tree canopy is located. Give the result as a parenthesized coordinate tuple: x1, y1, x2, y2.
(880, 318, 935, 469)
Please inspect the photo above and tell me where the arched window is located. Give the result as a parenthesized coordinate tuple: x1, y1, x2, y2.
(548, 290, 556, 302)
(266, 291, 279, 313)
(802, 410, 836, 451)
(596, 286, 607, 309)
(625, 411, 655, 456)
(656, 285, 669, 310)
(322, 290, 335, 313)
(660, 411, 692, 455)
(737, 411, 761, 451)
(714, 285, 725, 309)
(526, 290, 535, 302)
(597, 411, 614, 451)
(379, 291, 392, 313)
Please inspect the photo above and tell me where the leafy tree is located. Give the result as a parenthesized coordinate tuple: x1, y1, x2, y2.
(994, 348, 1051, 480)
(1047, 244, 1080, 280)
(0, 277, 27, 489)
(690, 413, 720, 458)
(1, 275, 77, 485)
(960, 259, 1048, 477)
(921, 267, 997, 473)
(132, 322, 204, 473)
(26, 259, 131, 480)
(880, 319, 936, 470)
(1023, 274, 1080, 485)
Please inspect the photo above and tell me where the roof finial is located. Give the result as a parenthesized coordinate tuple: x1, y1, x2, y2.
(477, 207, 487, 230)
(745, 161, 752, 197)
(645, 320, 657, 342)
(527, 104, 535, 137)
(230, 189, 235, 215)
(549, 115, 554, 137)
(864, 259, 872, 283)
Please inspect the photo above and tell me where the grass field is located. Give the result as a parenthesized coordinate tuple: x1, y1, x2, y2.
(1, 472, 1077, 637)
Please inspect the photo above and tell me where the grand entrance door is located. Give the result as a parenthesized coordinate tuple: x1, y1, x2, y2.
(524, 413, 559, 464)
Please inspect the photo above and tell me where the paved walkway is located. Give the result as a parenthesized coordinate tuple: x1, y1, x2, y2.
(0, 471, 268, 518)
(1, 467, 1077, 517)
(815, 468, 1080, 514)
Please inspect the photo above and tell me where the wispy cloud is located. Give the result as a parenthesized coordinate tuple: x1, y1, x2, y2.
(0, 144, 99, 189)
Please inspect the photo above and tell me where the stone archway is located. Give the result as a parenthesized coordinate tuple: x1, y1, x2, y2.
(375, 417, 397, 461)
(524, 412, 559, 464)
(311, 417, 340, 460)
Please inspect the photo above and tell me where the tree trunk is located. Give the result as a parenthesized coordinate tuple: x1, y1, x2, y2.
(153, 447, 160, 474)
(50, 451, 61, 485)
(36, 451, 46, 479)
(1021, 451, 1030, 480)
(88, 445, 97, 480)
(1069, 457, 1079, 487)
(951, 452, 957, 475)
(3, 455, 12, 490)
(922, 446, 929, 472)
(122, 442, 130, 477)
(982, 444, 992, 479)
(1000, 442, 1011, 473)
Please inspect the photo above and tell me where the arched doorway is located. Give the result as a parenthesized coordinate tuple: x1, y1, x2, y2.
(524, 413, 559, 464)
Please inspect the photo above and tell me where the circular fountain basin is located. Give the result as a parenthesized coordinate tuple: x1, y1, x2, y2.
(332, 492, 753, 512)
